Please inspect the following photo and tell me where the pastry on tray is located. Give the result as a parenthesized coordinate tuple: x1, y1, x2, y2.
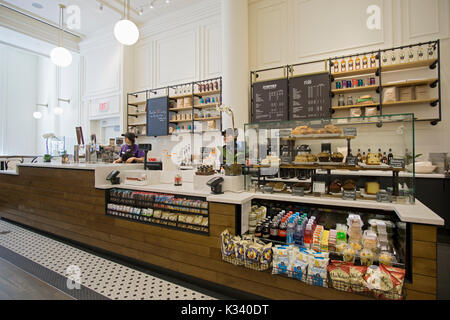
(292, 182, 311, 192)
(294, 153, 317, 163)
(324, 124, 342, 134)
(329, 180, 343, 193)
(342, 179, 357, 191)
(317, 152, 331, 162)
(331, 152, 344, 163)
(273, 182, 286, 191)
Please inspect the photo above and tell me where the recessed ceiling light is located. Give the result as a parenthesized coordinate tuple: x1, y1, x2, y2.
(32, 2, 44, 9)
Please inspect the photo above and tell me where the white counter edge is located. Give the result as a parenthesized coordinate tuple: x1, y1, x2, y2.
(96, 182, 444, 226)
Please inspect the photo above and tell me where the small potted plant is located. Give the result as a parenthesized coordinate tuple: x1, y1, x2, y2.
(42, 133, 56, 163)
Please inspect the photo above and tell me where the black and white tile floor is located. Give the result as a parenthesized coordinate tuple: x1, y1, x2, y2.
(0, 219, 215, 300)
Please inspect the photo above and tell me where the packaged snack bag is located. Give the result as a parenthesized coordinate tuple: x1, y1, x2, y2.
(328, 264, 351, 292)
(349, 265, 368, 292)
(272, 246, 290, 275)
(220, 229, 231, 256)
(309, 265, 328, 288)
(235, 240, 247, 266)
(288, 248, 309, 280)
(260, 243, 273, 270)
(379, 264, 405, 300)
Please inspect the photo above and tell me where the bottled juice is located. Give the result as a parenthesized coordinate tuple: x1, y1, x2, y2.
(362, 56, 368, 69)
(355, 57, 361, 70)
(370, 53, 377, 68)
(333, 59, 339, 73)
(348, 57, 354, 71)
(341, 59, 347, 72)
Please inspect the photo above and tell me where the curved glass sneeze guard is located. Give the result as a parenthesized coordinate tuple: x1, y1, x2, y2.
(244, 114, 415, 204)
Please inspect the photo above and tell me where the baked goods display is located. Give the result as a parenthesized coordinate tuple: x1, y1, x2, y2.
(366, 152, 381, 165)
(317, 151, 331, 162)
(195, 165, 215, 175)
(342, 179, 357, 191)
(261, 155, 281, 166)
(329, 180, 343, 193)
(294, 153, 317, 163)
(292, 182, 311, 192)
(291, 124, 343, 136)
(331, 152, 344, 163)
(365, 181, 380, 195)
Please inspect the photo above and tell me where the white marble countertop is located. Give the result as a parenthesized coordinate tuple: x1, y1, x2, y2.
(0, 169, 19, 175)
(96, 181, 444, 226)
(17, 162, 144, 170)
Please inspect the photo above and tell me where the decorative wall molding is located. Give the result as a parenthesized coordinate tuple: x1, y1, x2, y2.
(0, 6, 80, 53)
(402, 0, 449, 43)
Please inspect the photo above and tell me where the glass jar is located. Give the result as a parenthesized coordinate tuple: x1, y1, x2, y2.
(399, 49, 406, 63)
(427, 44, 435, 59)
(408, 47, 415, 62)
(417, 46, 425, 60)
(338, 94, 345, 106)
(347, 96, 354, 106)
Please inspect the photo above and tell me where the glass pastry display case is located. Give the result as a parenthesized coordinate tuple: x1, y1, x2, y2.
(244, 114, 415, 204)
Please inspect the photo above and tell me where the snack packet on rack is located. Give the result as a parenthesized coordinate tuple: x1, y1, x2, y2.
(220, 229, 232, 256)
(328, 263, 351, 292)
(245, 242, 262, 268)
(272, 246, 290, 275)
(349, 265, 369, 293)
(307, 254, 329, 288)
(235, 239, 247, 266)
(288, 247, 309, 281)
(379, 264, 405, 300)
(260, 243, 273, 270)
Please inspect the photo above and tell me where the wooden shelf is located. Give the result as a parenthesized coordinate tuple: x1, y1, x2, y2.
(169, 106, 193, 112)
(169, 119, 193, 123)
(381, 58, 438, 72)
(128, 101, 147, 106)
(194, 90, 221, 97)
(128, 123, 147, 127)
(193, 116, 221, 121)
(332, 85, 379, 94)
(382, 99, 438, 107)
(381, 78, 438, 88)
(332, 102, 379, 110)
(194, 103, 219, 109)
(331, 67, 378, 79)
(169, 93, 193, 99)
(281, 135, 356, 141)
(128, 112, 146, 116)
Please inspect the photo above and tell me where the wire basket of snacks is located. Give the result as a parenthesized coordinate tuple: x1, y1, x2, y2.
(327, 261, 406, 300)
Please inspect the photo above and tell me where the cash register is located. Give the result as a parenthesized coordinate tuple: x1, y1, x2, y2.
(139, 144, 163, 171)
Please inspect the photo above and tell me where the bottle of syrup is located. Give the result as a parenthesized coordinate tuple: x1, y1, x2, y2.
(378, 148, 383, 159)
(362, 152, 367, 164)
(388, 148, 394, 165)
(348, 57, 354, 71)
(362, 56, 368, 69)
(355, 57, 361, 70)
(370, 53, 377, 68)
(382, 152, 388, 165)
(341, 59, 347, 72)
(357, 149, 362, 163)
(333, 59, 339, 73)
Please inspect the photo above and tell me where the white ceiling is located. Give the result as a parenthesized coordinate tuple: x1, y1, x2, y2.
(2, 0, 204, 36)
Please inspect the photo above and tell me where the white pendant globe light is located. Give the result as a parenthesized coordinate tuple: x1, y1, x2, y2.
(51, 4, 72, 68)
(114, 0, 139, 46)
(114, 19, 139, 46)
(33, 111, 43, 119)
(50, 46, 72, 68)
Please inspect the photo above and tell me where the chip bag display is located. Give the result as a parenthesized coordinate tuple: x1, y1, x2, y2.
(328, 263, 351, 292)
(272, 246, 290, 276)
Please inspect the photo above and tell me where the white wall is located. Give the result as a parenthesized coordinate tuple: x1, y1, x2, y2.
(0, 43, 81, 156)
(248, 0, 450, 160)
(0, 44, 37, 155)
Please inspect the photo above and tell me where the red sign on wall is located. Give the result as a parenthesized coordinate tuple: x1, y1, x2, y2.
(99, 102, 109, 112)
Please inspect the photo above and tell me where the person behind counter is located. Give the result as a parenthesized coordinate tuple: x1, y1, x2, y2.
(113, 132, 145, 164)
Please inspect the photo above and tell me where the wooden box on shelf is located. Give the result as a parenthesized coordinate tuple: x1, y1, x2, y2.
(415, 85, 429, 100)
(399, 87, 414, 101)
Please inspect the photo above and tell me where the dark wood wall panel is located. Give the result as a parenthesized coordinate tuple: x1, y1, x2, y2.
(0, 168, 437, 300)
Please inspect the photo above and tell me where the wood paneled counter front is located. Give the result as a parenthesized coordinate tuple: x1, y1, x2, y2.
(0, 165, 441, 300)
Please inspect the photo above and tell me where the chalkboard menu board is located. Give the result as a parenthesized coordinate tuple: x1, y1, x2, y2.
(289, 72, 331, 120)
(146, 97, 168, 137)
(252, 79, 288, 123)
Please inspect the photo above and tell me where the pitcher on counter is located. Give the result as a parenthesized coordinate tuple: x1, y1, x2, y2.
(113, 132, 145, 164)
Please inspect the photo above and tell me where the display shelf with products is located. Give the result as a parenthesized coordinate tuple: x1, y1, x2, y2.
(221, 199, 409, 300)
(244, 114, 415, 204)
(126, 77, 222, 137)
(106, 188, 209, 235)
(250, 40, 441, 125)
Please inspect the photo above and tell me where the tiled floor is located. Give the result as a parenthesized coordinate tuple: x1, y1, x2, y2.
(0, 219, 215, 300)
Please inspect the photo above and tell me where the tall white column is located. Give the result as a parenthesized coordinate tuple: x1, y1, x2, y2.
(221, 0, 249, 131)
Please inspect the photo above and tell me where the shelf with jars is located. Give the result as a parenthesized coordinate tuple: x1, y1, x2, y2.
(126, 77, 222, 137)
(244, 114, 415, 204)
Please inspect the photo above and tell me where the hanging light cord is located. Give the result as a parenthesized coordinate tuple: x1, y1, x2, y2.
(58, 4, 66, 48)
